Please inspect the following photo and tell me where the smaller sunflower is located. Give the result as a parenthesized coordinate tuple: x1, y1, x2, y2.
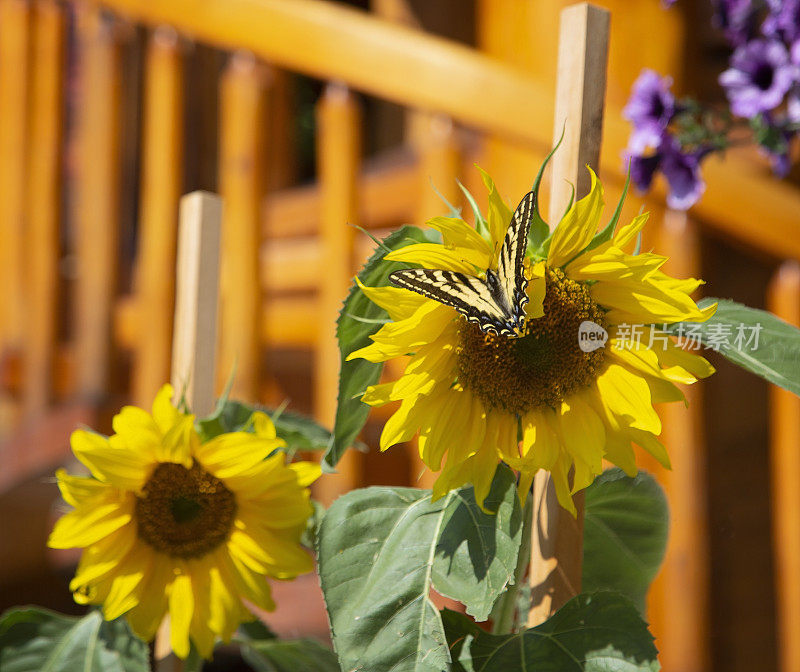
(349, 167, 715, 513)
(47, 385, 320, 659)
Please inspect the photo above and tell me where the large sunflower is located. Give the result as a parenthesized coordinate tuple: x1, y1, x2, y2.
(47, 385, 320, 658)
(349, 168, 714, 513)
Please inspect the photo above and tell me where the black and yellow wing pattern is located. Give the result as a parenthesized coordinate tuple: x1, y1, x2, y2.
(389, 190, 535, 338)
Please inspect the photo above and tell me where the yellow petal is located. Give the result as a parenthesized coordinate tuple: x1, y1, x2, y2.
(428, 216, 493, 263)
(169, 572, 194, 659)
(604, 434, 638, 477)
(630, 429, 671, 469)
(195, 432, 285, 480)
(556, 393, 604, 492)
(55, 469, 108, 507)
(152, 384, 181, 434)
(595, 364, 661, 435)
(289, 461, 321, 488)
(70, 430, 152, 491)
(252, 411, 277, 440)
(478, 166, 514, 257)
(48, 496, 133, 549)
(355, 277, 427, 322)
(548, 167, 604, 267)
(70, 526, 137, 591)
(613, 212, 650, 249)
(154, 415, 196, 468)
(125, 558, 175, 641)
(102, 543, 153, 620)
(384, 243, 480, 274)
(111, 405, 161, 458)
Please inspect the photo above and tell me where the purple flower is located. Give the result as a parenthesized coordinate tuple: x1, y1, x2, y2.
(628, 153, 661, 193)
(763, 0, 800, 43)
(788, 41, 800, 122)
(712, 0, 756, 45)
(623, 70, 676, 152)
(660, 139, 707, 209)
(719, 39, 795, 117)
(625, 135, 706, 210)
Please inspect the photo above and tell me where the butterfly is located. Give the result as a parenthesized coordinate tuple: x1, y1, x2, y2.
(389, 190, 535, 338)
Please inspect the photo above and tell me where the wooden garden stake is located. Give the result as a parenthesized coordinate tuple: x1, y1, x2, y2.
(528, 3, 609, 627)
(154, 191, 223, 670)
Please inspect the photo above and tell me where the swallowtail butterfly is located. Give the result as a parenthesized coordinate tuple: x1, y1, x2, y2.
(389, 191, 535, 338)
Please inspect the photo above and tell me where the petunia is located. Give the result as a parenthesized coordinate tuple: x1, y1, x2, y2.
(48, 385, 320, 659)
(623, 70, 676, 153)
(720, 38, 795, 117)
(349, 169, 715, 514)
(763, 0, 800, 43)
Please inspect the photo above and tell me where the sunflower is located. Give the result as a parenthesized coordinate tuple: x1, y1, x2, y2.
(349, 167, 715, 513)
(47, 385, 320, 658)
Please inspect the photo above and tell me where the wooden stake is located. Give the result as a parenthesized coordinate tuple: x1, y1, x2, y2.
(155, 191, 222, 670)
(170, 191, 223, 417)
(528, 2, 609, 627)
(768, 261, 800, 672)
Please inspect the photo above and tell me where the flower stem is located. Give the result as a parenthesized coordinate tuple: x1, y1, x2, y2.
(491, 490, 533, 634)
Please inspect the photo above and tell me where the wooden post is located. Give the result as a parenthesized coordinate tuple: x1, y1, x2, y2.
(131, 26, 185, 407)
(650, 211, 710, 672)
(24, 0, 65, 417)
(73, 8, 122, 398)
(528, 3, 609, 626)
(218, 51, 266, 401)
(314, 83, 362, 506)
(768, 261, 800, 672)
(155, 191, 222, 670)
(0, 0, 30, 357)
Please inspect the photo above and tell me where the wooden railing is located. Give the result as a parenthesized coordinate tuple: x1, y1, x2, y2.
(1, 0, 799, 670)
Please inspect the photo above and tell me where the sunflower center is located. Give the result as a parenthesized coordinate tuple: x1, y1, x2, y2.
(457, 267, 607, 414)
(135, 462, 237, 559)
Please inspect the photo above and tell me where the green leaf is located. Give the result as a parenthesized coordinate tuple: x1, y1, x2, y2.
(586, 168, 631, 252)
(666, 298, 800, 396)
(527, 130, 565, 252)
(583, 469, 668, 614)
(324, 225, 431, 470)
(0, 607, 149, 672)
(196, 399, 331, 454)
(317, 466, 522, 672)
(431, 464, 523, 621)
(240, 638, 339, 672)
(443, 592, 660, 671)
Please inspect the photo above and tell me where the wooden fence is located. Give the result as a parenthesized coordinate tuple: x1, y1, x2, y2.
(0, 1, 799, 670)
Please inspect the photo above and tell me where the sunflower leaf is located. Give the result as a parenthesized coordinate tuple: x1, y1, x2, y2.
(583, 469, 668, 614)
(316, 465, 522, 672)
(324, 225, 432, 471)
(239, 638, 339, 672)
(0, 607, 149, 672)
(442, 591, 659, 671)
(665, 298, 800, 397)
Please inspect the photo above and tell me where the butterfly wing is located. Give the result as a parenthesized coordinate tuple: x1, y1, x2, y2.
(389, 268, 517, 336)
(496, 190, 535, 326)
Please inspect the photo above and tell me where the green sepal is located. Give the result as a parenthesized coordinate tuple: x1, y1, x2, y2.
(585, 166, 632, 253)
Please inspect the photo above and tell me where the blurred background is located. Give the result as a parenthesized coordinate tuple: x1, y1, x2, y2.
(0, 1, 798, 671)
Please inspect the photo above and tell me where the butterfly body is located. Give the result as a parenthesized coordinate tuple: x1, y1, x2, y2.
(389, 191, 535, 338)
